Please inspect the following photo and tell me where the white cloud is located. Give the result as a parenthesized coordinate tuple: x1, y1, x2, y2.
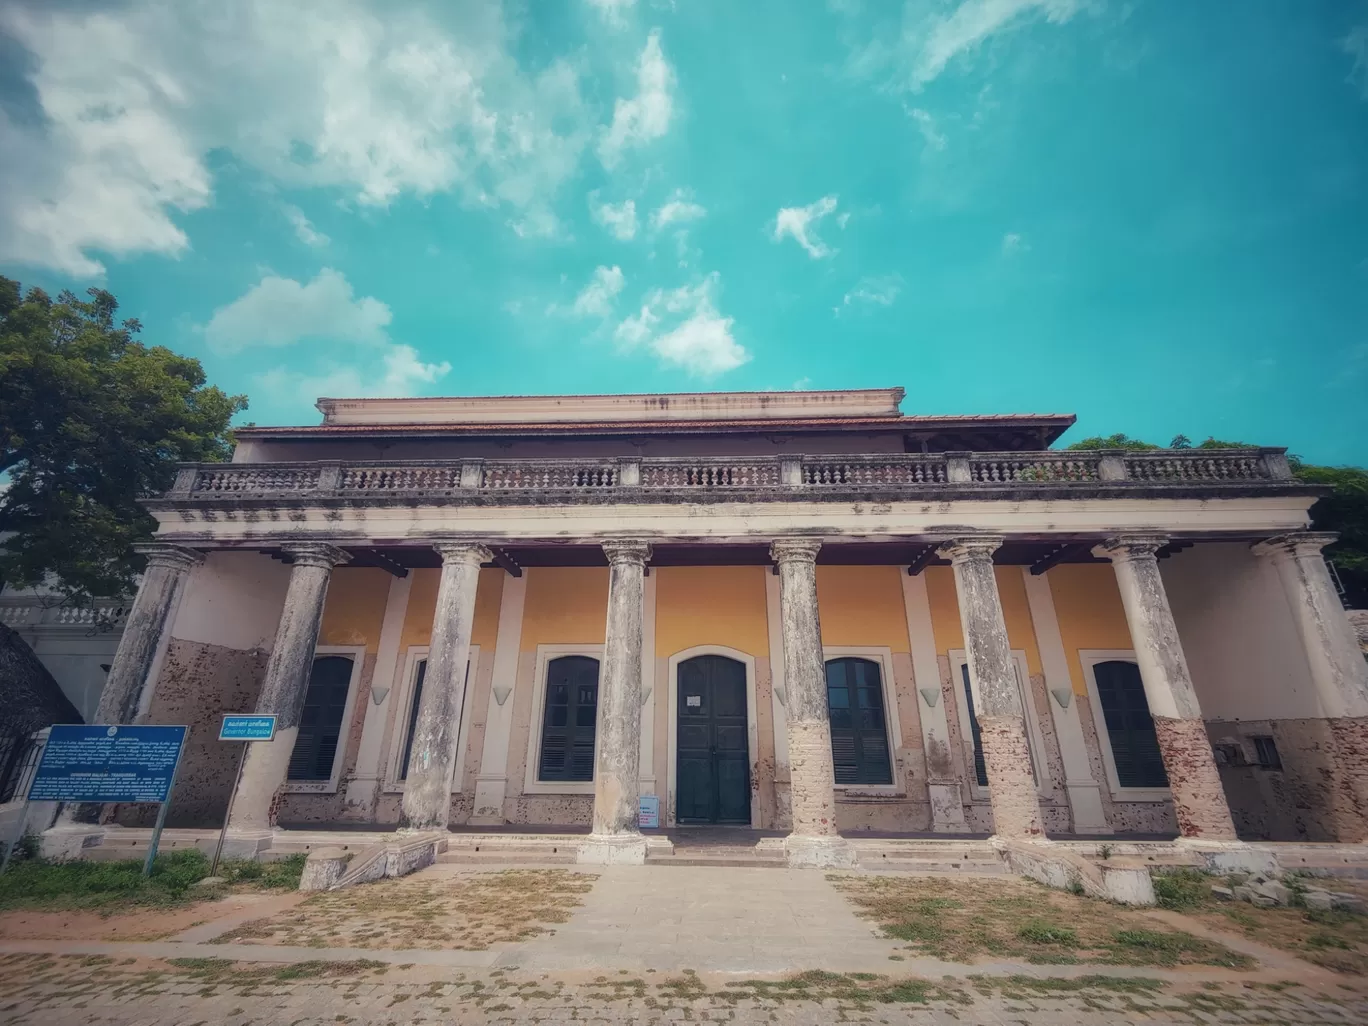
(772, 194, 839, 259)
(203, 268, 449, 403)
(589, 192, 639, 240)
(571, 265, 626, 318)
(614, 273, 748, 374)
(204, 268, 389, 353)
(1345, 24, 1368, 100)
(284, 205, 329, 248)
(1001, 231, 1028, 255)
(0, 0, 591, 275)
(845, 0, 1083, 93)
(599, 30, 674, 168)
(651, 189, 706, 230)
(586, 0, 636, 27)
(837, 274, 902, 314)
(907, 107, 947, 150)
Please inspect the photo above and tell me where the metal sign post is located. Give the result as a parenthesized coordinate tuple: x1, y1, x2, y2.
(209, 715, 276, 878)
(142, 750, 183, 878)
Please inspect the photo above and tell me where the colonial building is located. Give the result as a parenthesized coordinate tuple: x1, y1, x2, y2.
(67, 388, 1368, 865)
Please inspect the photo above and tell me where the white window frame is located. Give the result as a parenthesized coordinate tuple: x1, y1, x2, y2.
(384, 644, 480, 793)
(949, 648, 1051, 799)
(1079, 649, 1172, 802)
(283, 645, 366, 795)
(822, 646, 905, 796)
(523, 644, 604, 796)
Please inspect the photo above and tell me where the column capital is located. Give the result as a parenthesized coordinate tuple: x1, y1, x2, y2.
(1092, 534, 1170, 562)
(936, 535, 1004, 564)
(281, 543, 352, 570)
(432, 540, 494, 566)
(1251, 531, 1339, 559)
(133, 543, 205, 572)
(601, 539, 651, 567)
(769, 537, 823, 565)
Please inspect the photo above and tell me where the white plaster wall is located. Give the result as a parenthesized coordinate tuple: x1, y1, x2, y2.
(17, 636, 118, 722)
(170, 551, 291, 651)
(1161, 543, 1322, 721)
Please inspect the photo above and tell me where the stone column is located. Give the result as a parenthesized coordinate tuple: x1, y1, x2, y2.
(58, 544, 203, 829)
(401, 542, 492, 832)
(227, 543, 351, 835)
(938, 537, 1045, 841)
(579, 539, 651, 864)
(1094, 535, 1237, 841)
(1253, 532, 1368, 841)
(770, 538, 853, 867)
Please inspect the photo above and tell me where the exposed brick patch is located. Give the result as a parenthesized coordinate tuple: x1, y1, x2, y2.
(978, 715, 1044, 838)
(1153, 716, 1236, 839)
(787, 719, 840, 837)
(1328, 716, 1368, 842)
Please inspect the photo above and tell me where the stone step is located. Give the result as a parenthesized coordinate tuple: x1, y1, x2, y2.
(647, 851, 787, 869)
(858, 858, 1010, 875)
(437, 850, 577, 865)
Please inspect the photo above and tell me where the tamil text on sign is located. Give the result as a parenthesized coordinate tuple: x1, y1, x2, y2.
(28, 725, 188, 803)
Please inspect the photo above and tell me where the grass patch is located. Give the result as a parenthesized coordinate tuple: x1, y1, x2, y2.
(0, 848, 307, 914)
(830, 874, 1253, 970)
(1152, 869, 1211, 911)
(214, 869, 596, 951)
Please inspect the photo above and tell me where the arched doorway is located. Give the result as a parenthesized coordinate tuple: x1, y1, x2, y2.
(675, 654, 751, 825)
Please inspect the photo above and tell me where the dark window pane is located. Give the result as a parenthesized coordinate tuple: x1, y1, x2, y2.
(1094, 660, 1168, 789)
(288, 655, 354, 782)
(539, 656, 600, 782)
(960, 663, 990, 787)
(825, 658, 893, 785)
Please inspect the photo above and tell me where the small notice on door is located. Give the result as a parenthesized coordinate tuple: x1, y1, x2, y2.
(686, 695, 701, 707)
(638, 795, 660, 829)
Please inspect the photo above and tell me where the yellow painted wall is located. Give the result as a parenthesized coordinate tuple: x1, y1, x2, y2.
(318, 567, 392, 651)
(1048, 564, 1134, 695)
(922, 565, 1042, 675)
(397, 567, 505, 651)
(815, 565, 911, 652)
(655, 566, 769, 658)
(520, 567, 610, 650)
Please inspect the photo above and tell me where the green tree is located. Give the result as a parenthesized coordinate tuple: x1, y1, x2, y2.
(0, 276, 246, 604)
(1065, 431, 1368, 608)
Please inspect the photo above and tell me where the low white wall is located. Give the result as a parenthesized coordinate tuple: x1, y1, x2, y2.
(1161, 542, 1321, 721)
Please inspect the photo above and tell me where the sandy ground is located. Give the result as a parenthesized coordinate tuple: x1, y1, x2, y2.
(0, 891, 303, 942)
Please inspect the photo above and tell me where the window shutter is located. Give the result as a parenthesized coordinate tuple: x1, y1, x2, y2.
(538, 656, 600, 782)
(1094, 660, 1168, 788)
(288, 655, 354, 782)
(825, 658, 893, 785)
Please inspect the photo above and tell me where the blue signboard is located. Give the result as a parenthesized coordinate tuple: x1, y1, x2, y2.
(219, 715, 276, 741)
(28, 724, 188, 803)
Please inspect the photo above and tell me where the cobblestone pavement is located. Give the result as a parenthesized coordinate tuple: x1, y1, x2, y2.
(0, 956, 1365, 1025)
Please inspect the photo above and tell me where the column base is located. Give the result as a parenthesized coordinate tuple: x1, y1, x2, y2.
(1175, 837, 1279, 875)
(576, 833, 648, 865)
(927, 783, 969, 832)
(1064, 782, 1110, 835)
(784, 833, 857, 869)
(218, 829, 275, 861)
(39, 824, 105, 860)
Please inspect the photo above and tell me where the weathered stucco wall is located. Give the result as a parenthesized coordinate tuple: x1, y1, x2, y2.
(655, 566, 768, 657)
(1161, 543, 1321, 721)
(1047, 564, 1132, 696)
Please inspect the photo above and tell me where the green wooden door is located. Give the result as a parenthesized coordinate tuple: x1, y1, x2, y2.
(676, 655, 750, 824)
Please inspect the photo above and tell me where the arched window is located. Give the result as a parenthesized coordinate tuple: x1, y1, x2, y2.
(825, 658, 893, 785)
(537, 655, 600, 782)
(288, 655, 354, 782)
(1094, 660, 1168, 788)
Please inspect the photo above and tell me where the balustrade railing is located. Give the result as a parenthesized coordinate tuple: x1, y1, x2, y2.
(163, 447, 1293, 500)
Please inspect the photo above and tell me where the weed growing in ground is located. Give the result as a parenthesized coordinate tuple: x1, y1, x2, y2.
(1151, 868, 1212, 911)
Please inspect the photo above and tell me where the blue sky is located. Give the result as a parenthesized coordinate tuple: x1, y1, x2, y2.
(2, 1, 1367, 464)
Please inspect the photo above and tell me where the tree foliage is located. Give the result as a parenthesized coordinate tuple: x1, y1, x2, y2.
(1065, 431, 1368, 608)
(0, 276, 246, 604)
